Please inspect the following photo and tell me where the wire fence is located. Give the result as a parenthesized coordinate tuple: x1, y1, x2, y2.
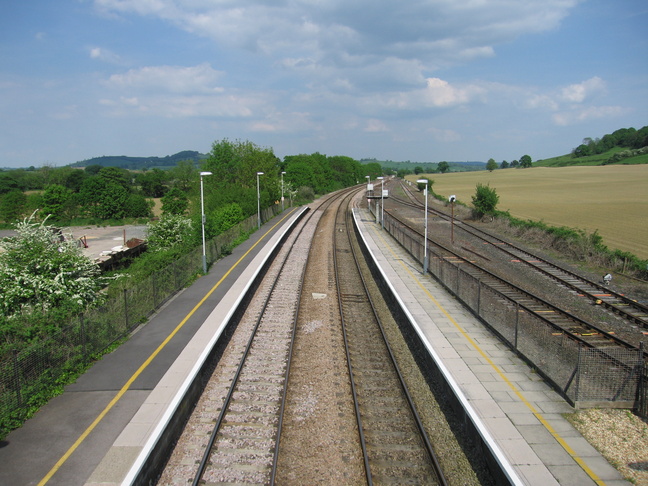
(376, 207, 645, 413)
(0, 204, 281, 437)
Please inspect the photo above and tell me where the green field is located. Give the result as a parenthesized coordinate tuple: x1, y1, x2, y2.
(408, 165, 648, 260)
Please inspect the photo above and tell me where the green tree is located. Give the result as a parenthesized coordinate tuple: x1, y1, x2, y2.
(168, 160, 198, 193)
(138, 168, 167, 197)
(95, 183, 129, 220)
(85, 164, 103, 176)
(41, 184, 74, 221)
(0, 214, 106, 317)
(437, 161, 450, 173)
(125, 194, 153, 218)
(0, 173, 20, 195)
(161, 187, 189, 215)
(519, 155, 533, 168)
(98, 166, 131, 190)
(0, 190, 27, 222)
(485, 158, 498, 172)
(211, 203, 244, 235)
(416, 177, 434, 192)
(500, 160, 509, 169)
(363, 162, 383, 180)
(471, 183, 499, 217)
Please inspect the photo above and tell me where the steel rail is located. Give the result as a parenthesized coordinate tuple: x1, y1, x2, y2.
(191, 196, 322, 486)
(386, 206, 637, 353)
(345, 196, 448, 485)
(396, 181, 648, 328)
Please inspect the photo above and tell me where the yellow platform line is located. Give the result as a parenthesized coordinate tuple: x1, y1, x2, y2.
(38, 209, 297, 486)
(370, 224, 606, 486)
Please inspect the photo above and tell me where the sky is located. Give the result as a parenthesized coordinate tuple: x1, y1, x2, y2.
(1, 0, 646, 168)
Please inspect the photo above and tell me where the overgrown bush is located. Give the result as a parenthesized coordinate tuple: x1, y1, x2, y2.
(295, 186, 315, 204)
(146, 214, 194, 253)
(0, 214, 108, 320)
(471, 183, 499, 217)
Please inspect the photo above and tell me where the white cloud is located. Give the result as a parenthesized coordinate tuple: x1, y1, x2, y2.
(552, 105, 626, 126)
(422, 77, 483, 107)
(364, 119, 388, 132)
(93, 0, 582, 90)
(89, 46, 122, 64)
(427, 127, 462, 143)
(105, 63, 224, 94)
(560, 76, 606, 103)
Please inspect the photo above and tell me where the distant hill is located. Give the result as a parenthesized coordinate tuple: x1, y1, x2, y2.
(535, 125, 648, 167)
(70, 150, 207, 170)
(360, 158, 485, 172)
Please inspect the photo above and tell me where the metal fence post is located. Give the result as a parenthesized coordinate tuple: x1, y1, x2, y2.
(152, 274, 158, 308)
(514, 302, 520, 350)
(123, 288, 129, 331)
(80, 313, 87, 360)
(574, 344, 583, 404)
(12, 349, 22, 407)
(637, 342, 645, 417)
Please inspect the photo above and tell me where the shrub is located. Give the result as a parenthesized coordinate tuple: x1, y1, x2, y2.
(146, 215, 194, 253)
(471, 183, 499, 217)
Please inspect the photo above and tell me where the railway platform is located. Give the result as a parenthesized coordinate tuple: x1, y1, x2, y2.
(353, 207, 631, 486)
(0, 200, 633, 486)
(0, 208, 302, 486)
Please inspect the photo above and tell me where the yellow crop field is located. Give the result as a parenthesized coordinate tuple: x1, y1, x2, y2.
(409, 165, 648, 260)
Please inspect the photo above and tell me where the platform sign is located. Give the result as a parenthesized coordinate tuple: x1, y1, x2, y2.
(382, 189, 389, 198)
(367, 183, 374, 191)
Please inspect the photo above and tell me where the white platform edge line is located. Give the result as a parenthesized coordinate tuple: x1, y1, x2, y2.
(352, 208, 524, 486)
(121, 207, 308, 486)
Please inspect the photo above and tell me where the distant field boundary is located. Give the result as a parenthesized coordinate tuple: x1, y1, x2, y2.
(407, 165, 648, 260)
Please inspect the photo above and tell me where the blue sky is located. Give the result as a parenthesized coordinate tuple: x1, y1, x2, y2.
(1, 0, 646, 168)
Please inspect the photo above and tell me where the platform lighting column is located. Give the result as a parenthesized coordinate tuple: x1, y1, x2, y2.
(256, 172, 264, 229)
(281, 171, 286, 211)
(365, 175, 371, 214)
(376, 176, 384, 225)
(417, 179, 429, 274)
(200, 171, 212, 273)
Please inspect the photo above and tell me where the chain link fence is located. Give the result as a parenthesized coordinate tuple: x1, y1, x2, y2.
(377, 208, 644, 412)
(0, 204, 281, 437)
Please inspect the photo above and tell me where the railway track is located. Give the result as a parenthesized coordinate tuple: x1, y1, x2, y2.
(393, 180, 648, 331)
(334, 191, 447, 484)
(157, 186, 485, 484)
(386, 205, 636, 353)
(188, 199, 317, 485)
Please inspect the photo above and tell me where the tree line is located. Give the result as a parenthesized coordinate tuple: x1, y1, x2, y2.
(571, 126, 648, 158)
(0, 139, 370, 227)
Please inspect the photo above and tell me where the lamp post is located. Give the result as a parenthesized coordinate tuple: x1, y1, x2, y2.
(449, 195, 456, 244)
(281, 171, 286, 211)
(377, 176, 385, 228)
(256, 171, 264, 229)
(417, 179, 429, 274)
(376, 176, 384, 225)
(200, 171, 212, 274)
(365, 175, 371, 213)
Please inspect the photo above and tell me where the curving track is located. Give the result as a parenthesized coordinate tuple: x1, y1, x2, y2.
(157, 186, 480, 485)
